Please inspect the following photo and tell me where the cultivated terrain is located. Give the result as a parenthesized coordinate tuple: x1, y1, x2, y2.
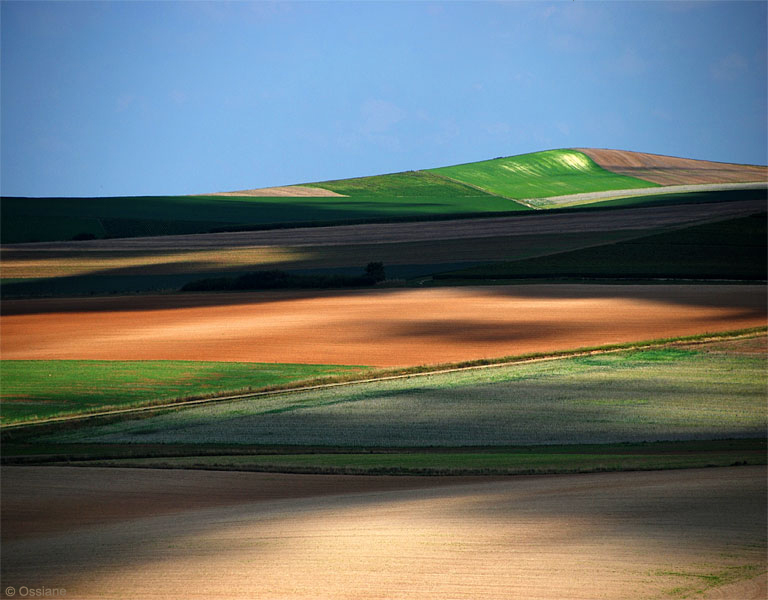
(1, 148, 766, 599)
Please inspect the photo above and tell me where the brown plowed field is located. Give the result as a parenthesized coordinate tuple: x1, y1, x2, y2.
(2, 285, 765, 366)
(578, 148, 768, 185)
(2, 466, 765, 599)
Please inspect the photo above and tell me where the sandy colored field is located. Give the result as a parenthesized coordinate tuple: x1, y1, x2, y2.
(0, 467, 484, 540)
(2, 285, 765, 366)
(578, 148, 768, 185)
(2, 466, 765, 599)
(529, 182, 766, 207)
(5, 197, 763, 251)
(205, 185, 346, 197)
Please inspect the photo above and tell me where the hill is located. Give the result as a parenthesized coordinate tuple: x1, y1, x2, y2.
(4, 148, 764, 244)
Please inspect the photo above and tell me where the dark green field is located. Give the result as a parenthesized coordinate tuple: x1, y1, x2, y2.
(580, 186, 767, 210)
(435, 212, 767, 282)
(1, 171, 525, 244)
(5, 439, 763, 477)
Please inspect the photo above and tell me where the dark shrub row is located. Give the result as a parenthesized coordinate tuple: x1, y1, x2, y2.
(181, 263, 385, 292)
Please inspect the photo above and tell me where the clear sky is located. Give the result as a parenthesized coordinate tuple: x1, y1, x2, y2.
(1, 1, 766, 197)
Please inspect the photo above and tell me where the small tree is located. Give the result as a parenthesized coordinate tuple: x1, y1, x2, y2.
(365, 262, 386, 282)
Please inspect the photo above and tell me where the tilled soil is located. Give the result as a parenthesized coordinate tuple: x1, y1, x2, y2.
(2, 284, 765, 366)
(2, 466, 765, 599)
(578, 148, 768, 185)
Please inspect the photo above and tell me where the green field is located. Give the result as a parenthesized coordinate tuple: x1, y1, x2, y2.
(0, 360, 369, 424)
(428, 149, 659, 199)
(59, 439, 766, 475)
(35, 340, 767, 447)
(308, 169, 525, 208)
(1, 172, 525, 244)
(5, 150, 764, 244)
(0, 149, 666, 244)
(435, 212, 767, 281)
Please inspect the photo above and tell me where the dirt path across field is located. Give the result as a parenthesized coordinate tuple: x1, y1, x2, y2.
(529, 182, 766, 206)
(2, 284, 765, 366)
(5, 197, 764, 251)
(578, 148, 768, 185)
(2, 466, 765, 599)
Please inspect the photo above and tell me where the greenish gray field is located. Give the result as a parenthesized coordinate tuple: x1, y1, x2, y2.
(39, 341, 766, 447)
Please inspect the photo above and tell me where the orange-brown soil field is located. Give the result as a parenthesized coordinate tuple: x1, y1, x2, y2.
(2, 284, 765, 366)
(578, 148, 768, 185)
(2, 466, 765, 599)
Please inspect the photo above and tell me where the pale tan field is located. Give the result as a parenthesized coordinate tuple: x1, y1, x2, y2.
(2, 284, 765, 366)
(2, 466, 765, 600)
(205, 185, 346, 197)
(578, 148, 768, 185)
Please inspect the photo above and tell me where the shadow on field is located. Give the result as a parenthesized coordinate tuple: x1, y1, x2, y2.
(1, 466, 765, 598)
(2, 281, 766, 317)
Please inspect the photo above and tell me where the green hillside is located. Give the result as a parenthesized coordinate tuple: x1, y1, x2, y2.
(8, 148, 757, 244)
(1, 172, 526, 244)
(428, 149, 660, 199)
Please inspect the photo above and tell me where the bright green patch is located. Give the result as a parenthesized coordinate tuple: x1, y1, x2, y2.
(654, 565, 763, 598)
(428, 149, 659, 199)
(0, 360, 369, 424)
(308, 169, 528, 212)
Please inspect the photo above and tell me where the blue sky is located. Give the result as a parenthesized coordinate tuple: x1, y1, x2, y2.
(2, 1, 766, 197)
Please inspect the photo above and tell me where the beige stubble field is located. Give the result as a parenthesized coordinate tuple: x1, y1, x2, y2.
(1, 466, 765, 600)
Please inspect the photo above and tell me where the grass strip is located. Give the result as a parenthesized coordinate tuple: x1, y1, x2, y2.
(25, 439, 765, 476)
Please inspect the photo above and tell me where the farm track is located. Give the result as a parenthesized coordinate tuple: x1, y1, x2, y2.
(3, 329, 764, 430)
(2, 466, 765, 599)
(4, 197, 764, 251)
(528, 181, 767, 207)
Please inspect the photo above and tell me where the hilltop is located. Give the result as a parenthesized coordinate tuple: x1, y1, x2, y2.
(2, 148, 765, 244)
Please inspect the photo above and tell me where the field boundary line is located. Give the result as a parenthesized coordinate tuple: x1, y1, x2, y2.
(3, 328, 765, 431)
(422, 171, 537, 209)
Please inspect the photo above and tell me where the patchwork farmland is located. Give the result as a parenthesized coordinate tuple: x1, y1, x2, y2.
(2, 148, 766, 599)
